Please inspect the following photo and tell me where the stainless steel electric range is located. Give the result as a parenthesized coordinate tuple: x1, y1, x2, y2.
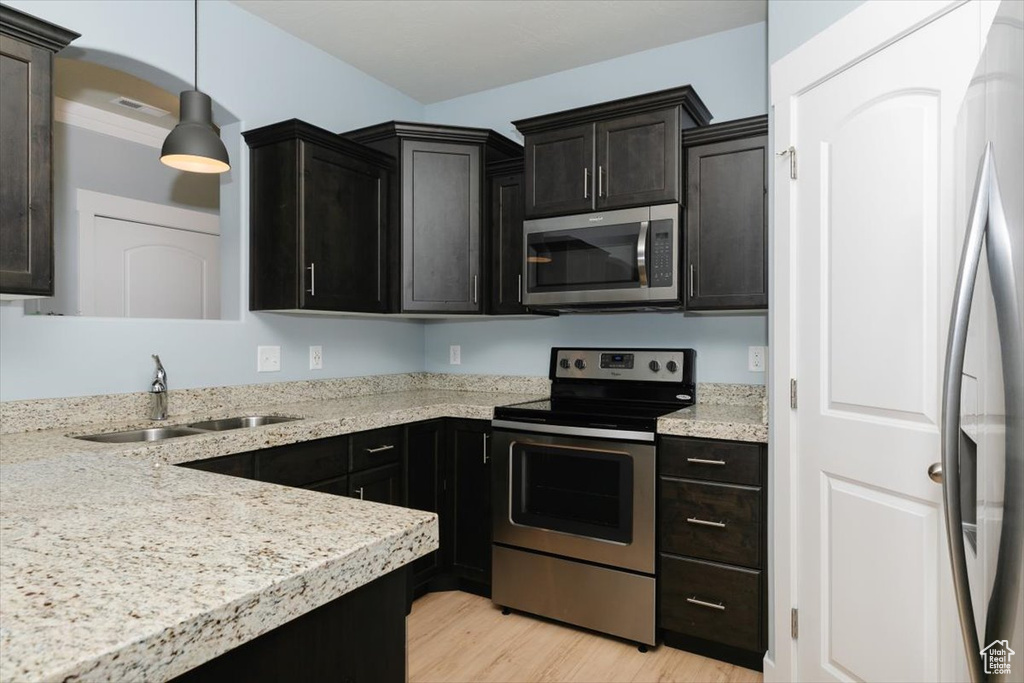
(491, 347, 696, 647)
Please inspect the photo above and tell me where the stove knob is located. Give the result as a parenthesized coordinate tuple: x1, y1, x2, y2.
(574, 358, 587, 370)
(649, 360, 661, 372)
(666, 360, 679, 373)
(559, 358, 571, 370)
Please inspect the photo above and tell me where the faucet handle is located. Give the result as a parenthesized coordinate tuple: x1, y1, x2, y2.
(152, 354, 167, 386)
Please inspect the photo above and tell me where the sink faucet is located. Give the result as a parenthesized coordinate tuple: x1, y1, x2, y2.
(150, 354, 168, 420)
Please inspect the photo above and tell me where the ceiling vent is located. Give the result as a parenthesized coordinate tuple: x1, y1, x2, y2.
(110, 96, 170, 118)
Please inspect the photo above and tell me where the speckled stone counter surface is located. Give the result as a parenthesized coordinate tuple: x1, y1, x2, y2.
(658, 382, 769, 443)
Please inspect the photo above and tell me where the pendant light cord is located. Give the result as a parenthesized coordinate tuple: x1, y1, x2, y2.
(194, 0, 198, 90)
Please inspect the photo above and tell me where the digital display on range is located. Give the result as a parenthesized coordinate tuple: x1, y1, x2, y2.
(600, 353, 634, 369)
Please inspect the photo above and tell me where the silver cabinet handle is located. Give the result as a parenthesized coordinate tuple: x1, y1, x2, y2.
(686, 517, 726, 528)
(636, 220, 649, 287)
(473, 275, 478, 305)
(598, 165, 605, 198)
(483, 433, 490, 464)
(687, 457, 726, 466)
(307, 262, 316, 297)
(928, 462, 943, 484)
(517, 274, 522, 304)
(355, 487, 364, 500)
(687, 597, 725, 611)
(366, 444, 395, 454)
(583, 167, 590, 199)
(689, 263, 695, 298)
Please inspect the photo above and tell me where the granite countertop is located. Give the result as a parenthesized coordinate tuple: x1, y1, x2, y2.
(0, 379, 766, 681)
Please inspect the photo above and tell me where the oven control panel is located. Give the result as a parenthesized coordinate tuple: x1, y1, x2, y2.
(552, 348, 690, 383)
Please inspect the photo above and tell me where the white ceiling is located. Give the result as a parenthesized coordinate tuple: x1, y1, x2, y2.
(231, 1, 766, 104)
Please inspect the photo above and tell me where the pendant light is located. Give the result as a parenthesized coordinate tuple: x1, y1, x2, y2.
(160, 0, 230, 173)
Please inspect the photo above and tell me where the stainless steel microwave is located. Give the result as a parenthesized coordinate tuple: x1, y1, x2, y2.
(522, 204, 680, 310)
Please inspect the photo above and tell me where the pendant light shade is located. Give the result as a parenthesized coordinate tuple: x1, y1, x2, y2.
(161, 90, 229, 173)
(160, 0, 229, 174)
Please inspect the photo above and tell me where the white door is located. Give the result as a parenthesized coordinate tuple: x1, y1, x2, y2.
(774, 2, 991, 681)
(77, 190, 220, 319)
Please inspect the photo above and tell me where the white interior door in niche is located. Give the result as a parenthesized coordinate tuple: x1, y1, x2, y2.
(770, 1, 995, 681)
(77, 189, 219, 319)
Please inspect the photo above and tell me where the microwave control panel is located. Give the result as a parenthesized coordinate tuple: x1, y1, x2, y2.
(649, 219, 675, 288)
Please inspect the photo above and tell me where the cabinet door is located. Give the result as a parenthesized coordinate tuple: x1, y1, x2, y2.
(685, 134, 768, 310)
(179, 452, 255, 479)
(402, 140, 481, 312)
(349, 463, 402, 506)
(448, 420, 491, 586)
(596, 108, 680, 210)
(488, 170, 527, 315)
(406, 420, 446, 590)
(302, 142, 388, 312)
(256, 436, 348, 488)
(524, 124, 594, 218)
(0, 35, 54, 296)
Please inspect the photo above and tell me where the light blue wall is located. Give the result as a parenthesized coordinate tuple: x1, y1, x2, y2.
(768, 0, 865, 64)
(0, 0, 427, 401)
(422, 22, 770, 385)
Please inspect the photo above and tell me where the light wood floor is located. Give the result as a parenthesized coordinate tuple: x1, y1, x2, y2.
(408, 591, 763, 683)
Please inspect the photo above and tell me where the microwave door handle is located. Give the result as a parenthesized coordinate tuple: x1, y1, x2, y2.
(637, 221, 649, 287)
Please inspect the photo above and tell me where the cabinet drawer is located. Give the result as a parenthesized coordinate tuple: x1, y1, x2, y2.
(350, 426, 403, 472)
(256, 436, 348, 487)
(660, 479, 761, 568)
(659, 555, 761, 652)
(660, 437, 761, 486)
(180, 452, 255, 479)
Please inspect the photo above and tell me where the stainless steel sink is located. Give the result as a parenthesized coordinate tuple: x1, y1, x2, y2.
(76, 426, 208, 443)
(185, 416, 300, 431)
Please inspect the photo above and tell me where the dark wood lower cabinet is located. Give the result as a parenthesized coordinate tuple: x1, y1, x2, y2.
(349, 462, 402, 505)
(172, 567, 406, 683)
(448, 420, 491, 593)
(405, 420, 447, 595)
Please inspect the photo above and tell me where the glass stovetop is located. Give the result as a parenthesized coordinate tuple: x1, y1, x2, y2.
(494, 398, 687, 431)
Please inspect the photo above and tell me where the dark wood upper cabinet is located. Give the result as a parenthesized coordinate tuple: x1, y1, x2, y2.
(0, 6, 77, 297)
(243, 120, 393, 313)
(684, 115, 768, 311)
(486, 159, 527, 315)
(344, 122, 521, 314)
(515, 86, 710, 219)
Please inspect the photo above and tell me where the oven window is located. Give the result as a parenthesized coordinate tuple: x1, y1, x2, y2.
(527, 223, 641, 292)
(510, 441, 633, 544)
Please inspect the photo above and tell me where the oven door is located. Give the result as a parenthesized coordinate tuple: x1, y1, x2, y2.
(522, 204, 678, 307)
(491, 427, 655, 575)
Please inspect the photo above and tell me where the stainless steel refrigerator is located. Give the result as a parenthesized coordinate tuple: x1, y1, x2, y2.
(944, 1, 1024, 681)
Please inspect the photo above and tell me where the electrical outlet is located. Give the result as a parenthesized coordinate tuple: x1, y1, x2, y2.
(257, 345, 281, 372)
(309, 345, 323, 370)
(748, 346, 766, 372)
(449, 345, 461, 365)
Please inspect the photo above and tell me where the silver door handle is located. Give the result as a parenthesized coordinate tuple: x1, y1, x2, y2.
(517, 274, 522, 304)
(355, 486, 364, 500)
(307, 262, 316, 297)
(483, 432, 490, 464)
(636, 220, 649, 287)
(689, 263, 695, 298)
(598, 165, 605, 198)
(366, 444, 395, 454)
(686, 597, 725, 611)
(583, 167, 590, 199)
(473, 275, 478, 304)
(928, 462, 943, 484)
(686, 517, 726, 528)
(687, 457, 726, 466)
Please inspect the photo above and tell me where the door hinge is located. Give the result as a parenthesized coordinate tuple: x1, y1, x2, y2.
(778, 146, 797, 180)
(791, 607, 799, 639)
(790, 379, 798, 409)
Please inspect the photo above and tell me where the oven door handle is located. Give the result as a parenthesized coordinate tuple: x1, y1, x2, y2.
(637, 220, 649, 287)
(491, 419, 655, 443)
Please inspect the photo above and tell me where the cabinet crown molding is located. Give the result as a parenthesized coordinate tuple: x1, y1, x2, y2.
(242, 118, 395, 168)
(513, 85, 713, 135)
(0, 4, 78, 52)
(343, 121, 522, 159)
(683, 115, 768, 147)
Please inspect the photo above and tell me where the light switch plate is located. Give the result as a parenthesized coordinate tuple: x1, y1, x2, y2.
(449, 345, 461, 365)
(257, 345, 281, 372)
(748, 346, 766, 372)
(309, 345, 323, 370)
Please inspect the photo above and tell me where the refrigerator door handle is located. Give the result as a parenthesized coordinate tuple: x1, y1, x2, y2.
(941, 143, 992, 683)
